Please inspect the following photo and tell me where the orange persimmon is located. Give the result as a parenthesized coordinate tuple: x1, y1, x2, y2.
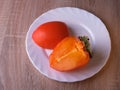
(32, 21, 69, 49)
(49, 36, 90, 72)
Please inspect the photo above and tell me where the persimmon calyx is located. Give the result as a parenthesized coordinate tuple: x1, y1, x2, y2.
(79, 36, 92, 57)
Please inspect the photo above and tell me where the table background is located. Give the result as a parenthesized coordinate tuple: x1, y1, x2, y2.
(0, 0, 120, 90)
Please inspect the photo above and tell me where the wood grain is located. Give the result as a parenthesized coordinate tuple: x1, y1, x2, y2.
(0, 0, 120, 90)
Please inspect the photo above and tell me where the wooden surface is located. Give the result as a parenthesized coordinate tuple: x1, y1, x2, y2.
(0, 0, 120, 90)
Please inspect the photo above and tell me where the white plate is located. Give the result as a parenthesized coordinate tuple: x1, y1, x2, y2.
(25, 7, 111, 82)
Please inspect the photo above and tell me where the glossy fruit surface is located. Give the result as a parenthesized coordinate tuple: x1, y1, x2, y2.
(49, 36, 90, 71)
(32, 21, 69, 49)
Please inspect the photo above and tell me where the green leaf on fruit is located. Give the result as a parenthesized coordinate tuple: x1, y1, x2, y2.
(79, 36, 92, 57)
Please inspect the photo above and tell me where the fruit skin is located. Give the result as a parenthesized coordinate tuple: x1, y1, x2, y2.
(32, 21, 69, 49)
(49, 36, 90, 72)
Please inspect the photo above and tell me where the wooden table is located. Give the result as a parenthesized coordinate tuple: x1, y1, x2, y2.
(0, 0, 120, 90)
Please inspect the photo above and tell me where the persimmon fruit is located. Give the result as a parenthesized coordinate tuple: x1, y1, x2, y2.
(32, 21, 69, 49)
(49, 36, 91, 72)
